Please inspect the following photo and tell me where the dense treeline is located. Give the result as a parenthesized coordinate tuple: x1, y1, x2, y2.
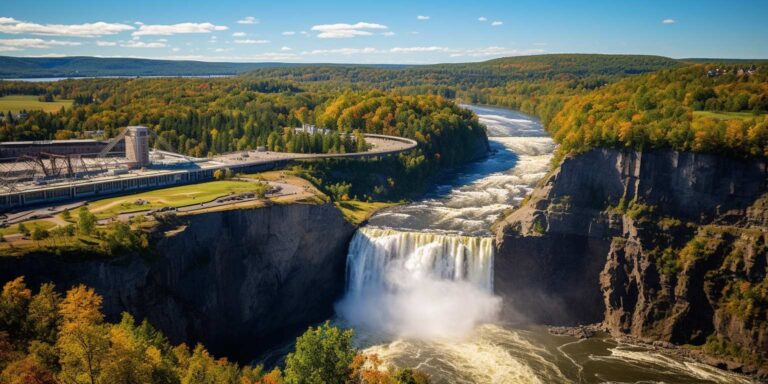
(0, 277, 429, 384)
(0, 76, 486, 199)
(548, 64, 768, 160)
(241, 54, 681, 129)
(243, 54, 679, 88)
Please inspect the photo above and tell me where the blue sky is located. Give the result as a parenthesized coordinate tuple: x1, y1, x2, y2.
(1, 0, 766, 63)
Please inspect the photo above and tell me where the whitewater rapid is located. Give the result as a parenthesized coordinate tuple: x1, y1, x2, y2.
(334, 105, 753, 383)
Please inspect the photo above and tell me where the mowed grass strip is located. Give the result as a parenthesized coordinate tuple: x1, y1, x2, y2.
(0, 219, 57, 236)
(87, 179, 268, 219)
(0, 95, 73, 114)
(693, 110, 764, 120)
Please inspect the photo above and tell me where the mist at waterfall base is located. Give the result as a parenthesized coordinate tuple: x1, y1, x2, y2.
(336, 228, 500, 341)
(326, 105, 755, 383)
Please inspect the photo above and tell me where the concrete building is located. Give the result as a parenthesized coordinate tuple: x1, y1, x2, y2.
(125, 126, 150, 168)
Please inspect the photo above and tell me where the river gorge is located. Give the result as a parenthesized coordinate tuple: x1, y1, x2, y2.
(0, 104, 761, 383)
(333, 105, 754, 383)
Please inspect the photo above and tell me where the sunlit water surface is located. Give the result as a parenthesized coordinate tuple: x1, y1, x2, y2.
(290, 105, 751, 383)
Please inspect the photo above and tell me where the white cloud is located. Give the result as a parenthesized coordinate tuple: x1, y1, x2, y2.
(165, 52, 299, 62)
(0, 17, 133, 37)
(491, 21, 503, 26)
(281, 46, 292, 51)
(478, 17, 487, 22)
(234, 39, 270, 44)
(214, 48, 232, 52)
(282, 31, 296, 36)
(132, 22, 228, 36)
(305, 47, 381, 55)
(23, 53, 68, 58)
(237, 16, 259, 25)
(662, 18, 676, 24)
(120, 40, 166, 48)
(171, 47, 181, 52)
(0, 38, 81, 49)
(96, 40, 117, 46)
(311, 22, 387, 38)
(0, 46, 20, 52)
(382, 31, 395, 36)
(390, 46, 450, 53)
(417, 15, 430, 20)
(232, 32, 246, 37)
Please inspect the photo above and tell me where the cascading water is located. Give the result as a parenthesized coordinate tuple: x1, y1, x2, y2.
(337, 228, 499, 340)
(332, 105, 752, 384)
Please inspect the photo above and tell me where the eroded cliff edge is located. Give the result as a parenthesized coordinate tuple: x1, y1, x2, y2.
(495, 148, 768, 375)
(0, 203, 356, 362)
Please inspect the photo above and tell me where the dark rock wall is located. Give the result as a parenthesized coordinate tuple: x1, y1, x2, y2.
(0, 203, 356, 362)
(495, 148, 767, 371)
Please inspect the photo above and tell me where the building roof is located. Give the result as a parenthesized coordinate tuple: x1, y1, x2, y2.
(0, 139, 106, 146)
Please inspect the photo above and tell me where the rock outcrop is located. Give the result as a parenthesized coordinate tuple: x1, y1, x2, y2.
(0, 203, 356, 362)
(495, 148, 768, 374)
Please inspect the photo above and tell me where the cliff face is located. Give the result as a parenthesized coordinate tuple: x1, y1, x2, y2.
(495, 148, 768, 373)
(0, 203, 356, 361)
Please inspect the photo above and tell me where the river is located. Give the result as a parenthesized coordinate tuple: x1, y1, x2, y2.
(335, 105, 753, 383)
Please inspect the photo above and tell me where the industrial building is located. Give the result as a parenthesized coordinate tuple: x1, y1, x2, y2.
(0, 139, 124, 161)
(0, 128, 417, 212)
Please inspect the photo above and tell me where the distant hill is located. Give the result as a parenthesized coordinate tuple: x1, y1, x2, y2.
(682, 58, 768, 64)
(0, 56, 407, 79)
(239, 54, 684, 90)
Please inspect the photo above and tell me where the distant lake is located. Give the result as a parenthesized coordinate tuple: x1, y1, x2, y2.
(0, 75, 235, 82)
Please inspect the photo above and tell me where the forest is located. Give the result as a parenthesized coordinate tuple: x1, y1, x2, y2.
(2, 54, 766, 200)
(547, 64, 768, 161)
(0, 76, 487, 200)
(0, 277, 429, 384)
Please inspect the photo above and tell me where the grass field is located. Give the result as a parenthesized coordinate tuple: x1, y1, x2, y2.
(335, 200, 398, 225)
(693, 110, 764, 120)
(0, 95, 73, 114)
(87, 179, 270, 219)
(0, 219, 57, 237)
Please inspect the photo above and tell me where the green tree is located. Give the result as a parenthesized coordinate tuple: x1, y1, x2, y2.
(27, 283, 61, 344)
(284, 321, 356, 384)
(78, 207, 96, 236)
(31, 226, 50, 242)
(17, 223, 30, 237)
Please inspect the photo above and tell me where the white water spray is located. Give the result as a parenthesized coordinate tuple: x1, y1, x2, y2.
(336, 227, 500, 340)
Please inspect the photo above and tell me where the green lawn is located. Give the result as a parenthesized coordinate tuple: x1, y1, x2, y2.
(0, 219, 57, 237)
(335, 200, 398, 225)
(693, 110, 764, 120)
(87, 179, 269, 219)
(0, 95, 73, 114)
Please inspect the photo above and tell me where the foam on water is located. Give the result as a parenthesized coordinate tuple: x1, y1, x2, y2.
(334, 105, 754, 383)
(337, 227, 499, 340)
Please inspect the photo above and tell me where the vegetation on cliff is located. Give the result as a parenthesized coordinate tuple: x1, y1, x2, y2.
(605, 200, 768, 373)
(0, 277, 428, 384)
(548, 64, 768, 161)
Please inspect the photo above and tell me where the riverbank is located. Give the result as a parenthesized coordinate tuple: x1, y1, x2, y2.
(496, 147, 768, 378)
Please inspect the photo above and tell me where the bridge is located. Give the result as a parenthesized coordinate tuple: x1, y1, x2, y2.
(0, 133, 418, 212)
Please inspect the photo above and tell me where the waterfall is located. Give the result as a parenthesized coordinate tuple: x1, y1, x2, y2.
(336, 227, 500, 340)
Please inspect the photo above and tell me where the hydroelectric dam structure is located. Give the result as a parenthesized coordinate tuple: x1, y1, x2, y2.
(0, 127, 417, 212)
